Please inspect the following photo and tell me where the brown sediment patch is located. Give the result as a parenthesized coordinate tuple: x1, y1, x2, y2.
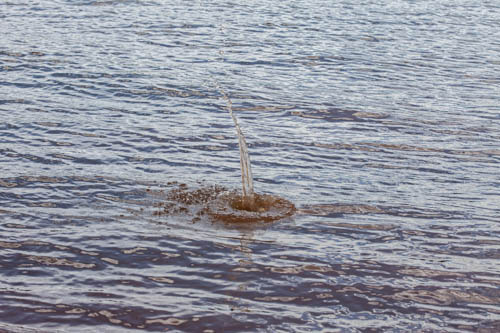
(29, 202, 57, 208)
(299, 203, 384, 216)
(254, 296, 298, 302)
(161, 252, 181, 258)
(101, 257, 119, 265)
(292, 108, 388, 122)
(21, 176, 67, 183)
(51, 153, 75, 160)
(0, 180, 17, 187)
(265, 264, 333, 275)
(35, 308, 57, 313)
(233, 105, 294, 112)
(65, 308, 87, 314)
(4, 223, 28, 228)
(145, 317, 187, 326)
(25, 255, 95, 269)
(0, 241, 22, 249)
(148, 276, 175, 284)
(232, 267, 262, 273)
(122, 247, 147, 254)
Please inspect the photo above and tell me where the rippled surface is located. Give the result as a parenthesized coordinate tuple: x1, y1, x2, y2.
(1, 0, 500, 332)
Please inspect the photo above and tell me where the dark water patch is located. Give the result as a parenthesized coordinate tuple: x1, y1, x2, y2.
(292, 107, 389, 122)
(232, 103, 294, 113)
(0, 99, 33, 105)
(299, 203, 464, 221)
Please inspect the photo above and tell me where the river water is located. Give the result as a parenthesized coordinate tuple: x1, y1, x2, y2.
(1, 1, 499, 332)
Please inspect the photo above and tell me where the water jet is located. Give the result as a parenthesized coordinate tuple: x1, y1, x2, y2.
(217, 84, 256, 211)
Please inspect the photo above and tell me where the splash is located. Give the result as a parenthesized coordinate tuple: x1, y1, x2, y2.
(149, 84, 296, 224)
(151, 183, 296, 225)
(206, 191, 296, 224)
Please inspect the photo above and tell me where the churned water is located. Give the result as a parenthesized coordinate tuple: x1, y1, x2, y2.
(1, 0, 499, 332)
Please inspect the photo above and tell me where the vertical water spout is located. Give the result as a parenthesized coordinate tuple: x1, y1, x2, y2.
(217, 84, 256, 210)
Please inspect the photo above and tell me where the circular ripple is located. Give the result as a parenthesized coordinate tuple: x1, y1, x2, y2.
(206, 191, 296, 223)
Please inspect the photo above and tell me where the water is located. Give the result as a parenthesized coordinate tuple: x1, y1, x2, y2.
(1, 0, 499, 332)
(217, 82, 256, 211)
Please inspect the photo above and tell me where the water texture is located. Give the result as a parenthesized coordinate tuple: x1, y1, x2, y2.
(1, 0, 499, 332)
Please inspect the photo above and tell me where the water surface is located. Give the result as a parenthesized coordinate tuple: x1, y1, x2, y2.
(1, 0, 499, 332)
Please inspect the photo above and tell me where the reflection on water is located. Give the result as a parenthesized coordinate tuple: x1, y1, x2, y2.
(1, 0, 500, 332)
